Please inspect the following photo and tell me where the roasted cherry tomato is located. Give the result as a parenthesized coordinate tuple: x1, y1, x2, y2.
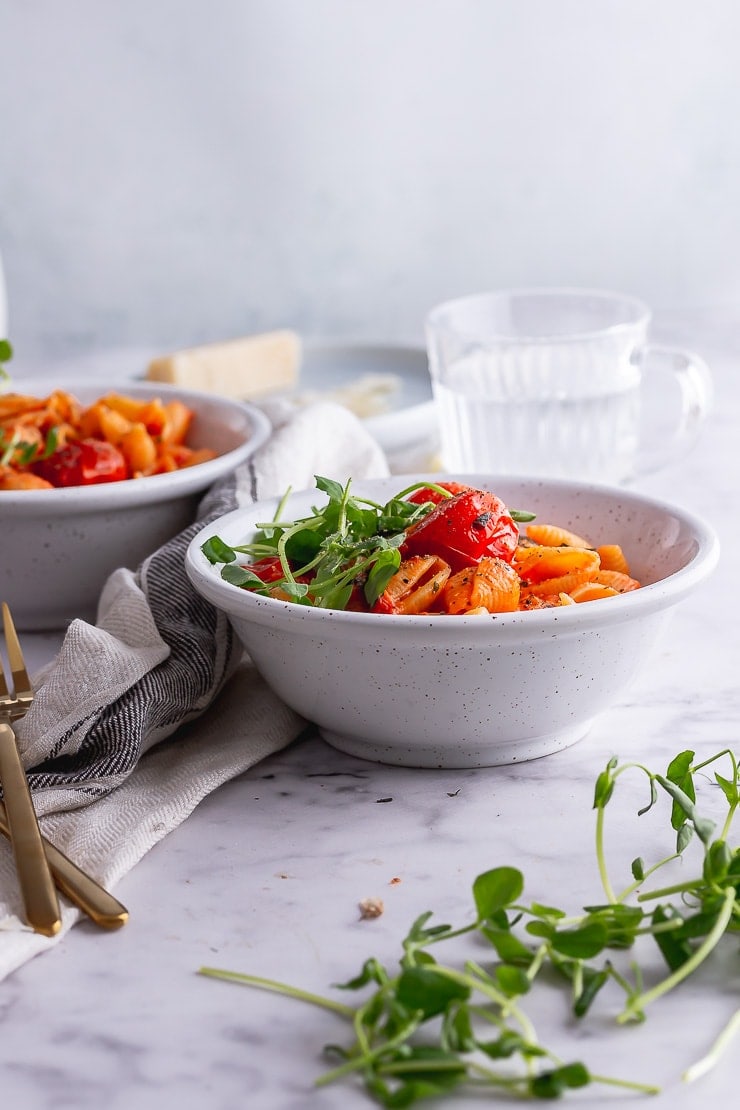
(32, 438, 128, 487)
(345, 583, 372, 612)
(406, 481, 472, 506)
(400, 488, 518, 573)
(245, 556, 313, 587)
(245, 556, 288, 583)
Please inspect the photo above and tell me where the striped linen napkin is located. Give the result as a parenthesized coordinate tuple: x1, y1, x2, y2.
(0, 400, 388, 978)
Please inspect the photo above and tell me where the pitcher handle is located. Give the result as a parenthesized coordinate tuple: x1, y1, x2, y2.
(634, 344, 713, 478)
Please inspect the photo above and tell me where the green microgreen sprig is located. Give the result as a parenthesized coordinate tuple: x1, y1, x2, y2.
(0, 424, 59, 467)
(0, 338, 12, 383)
(199, 747, 740, 1104)
(0, 339, 61, 467)
(201, 476, 535, 611)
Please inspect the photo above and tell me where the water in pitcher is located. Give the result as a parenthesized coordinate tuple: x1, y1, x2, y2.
(434, 357, 642, 483)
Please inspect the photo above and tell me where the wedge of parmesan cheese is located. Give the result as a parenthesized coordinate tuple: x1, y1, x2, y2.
(145, 330, 301, 399)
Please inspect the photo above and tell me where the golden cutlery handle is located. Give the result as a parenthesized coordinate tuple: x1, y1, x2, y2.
(0, 722, 61, 936)
(0, 800, 128, 930)
(37, 840, 129, 930)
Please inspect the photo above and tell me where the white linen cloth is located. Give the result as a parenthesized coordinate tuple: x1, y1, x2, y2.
(0, 402, 389, 979)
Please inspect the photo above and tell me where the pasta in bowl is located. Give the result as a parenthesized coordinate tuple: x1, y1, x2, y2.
(186, 474, 719, 769)
(0, 379, 271, 629)
(0, 386, 221, 489)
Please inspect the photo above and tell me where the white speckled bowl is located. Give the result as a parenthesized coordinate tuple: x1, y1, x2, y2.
(1, 380, 271, 630)
(186, 474, 719, 769)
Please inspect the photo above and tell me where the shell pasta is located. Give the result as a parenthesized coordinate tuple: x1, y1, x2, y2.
(378, 525, 640, 616)
(0, 389, 216, 490)
(204, 477, 642, 616)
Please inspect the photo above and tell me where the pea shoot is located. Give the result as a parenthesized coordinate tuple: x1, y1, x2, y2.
(0, 338, 12, 384)
(0, 424, 59, 467)
(201, 475, 535, 611)
(0, 342, 60, 465)
(202, 476, 458, 609)
(200, 747, 740, 1103)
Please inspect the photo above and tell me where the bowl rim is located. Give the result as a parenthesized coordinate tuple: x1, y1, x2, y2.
(0, 379, 272, 509)
(185, 472, 721, 633)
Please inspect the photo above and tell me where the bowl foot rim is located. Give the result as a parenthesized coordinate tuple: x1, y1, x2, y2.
(318, 721, 595, 769)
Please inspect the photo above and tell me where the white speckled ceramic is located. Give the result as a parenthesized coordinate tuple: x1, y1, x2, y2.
(1, 380, 271, 630)
(186, 474, 719, 769)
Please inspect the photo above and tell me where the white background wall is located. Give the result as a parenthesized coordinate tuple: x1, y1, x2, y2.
(2, 0, 739, 365)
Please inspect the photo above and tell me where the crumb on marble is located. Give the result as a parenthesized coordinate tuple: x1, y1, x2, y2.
(389, 876, 401, 885)
(359, 897, 384, 919)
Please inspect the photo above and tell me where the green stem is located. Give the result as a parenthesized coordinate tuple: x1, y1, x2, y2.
(377, 1053, 661, 1098)
(336, 481, 351, 539)
(682, 1007, 740, 1083)
(391, 480, 454, 502)
(607, 962, 638, 1002)
(525, 943, 549, 983)
(617, 886, 736, 1023)
(719, 805, 737, 844)
(691, 748, 735, 776)
(445, 962, 540, 1047)
(315, 1016, 421, 1087)
(426, 921, 478, 946)
(595, 801, 618, 904)
(277, 521, 309, 583)
(636, 879, 703, 903)
(616, 853, 681, 902)
(590, 1072, 661, 1095)
(197, 967, 355, 1018)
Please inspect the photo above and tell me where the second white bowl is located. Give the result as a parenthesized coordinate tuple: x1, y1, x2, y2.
(1, 379, 271, 629)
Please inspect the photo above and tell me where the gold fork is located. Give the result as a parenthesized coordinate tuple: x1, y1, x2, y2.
(0, 602, 61, 936)
(0, 801, 129, 929)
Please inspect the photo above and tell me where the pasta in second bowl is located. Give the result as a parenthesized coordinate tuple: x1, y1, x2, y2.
(186, 473, 719, 769)
(0, 379, 271, 629)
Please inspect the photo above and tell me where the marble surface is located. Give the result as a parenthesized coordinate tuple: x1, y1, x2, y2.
(1, 333, 738, 1109)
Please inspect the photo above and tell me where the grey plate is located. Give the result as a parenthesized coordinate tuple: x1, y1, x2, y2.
(300, 342, 436, 451)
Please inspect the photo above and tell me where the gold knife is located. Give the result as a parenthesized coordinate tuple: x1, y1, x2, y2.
(0, 722, 61, 935)
(0, 800, 128, 930)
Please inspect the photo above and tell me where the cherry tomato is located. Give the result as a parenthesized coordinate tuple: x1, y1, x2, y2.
(32, 438, 128, 487)
(246, 556, 288, 583)
(406, 481, 472, 506)
(245, 556, 312, 586)
(401, 488, 518, 573)
(345, 583, 372, 612)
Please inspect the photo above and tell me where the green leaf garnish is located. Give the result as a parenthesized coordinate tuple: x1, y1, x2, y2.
(202, 476, 538, 613)
(203, 477, 458, 612)
(0, 338, 12, 384)
(199, 748, 740, 1101)
(40, 425, 59, 459)
(202, 536, 238, 565)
